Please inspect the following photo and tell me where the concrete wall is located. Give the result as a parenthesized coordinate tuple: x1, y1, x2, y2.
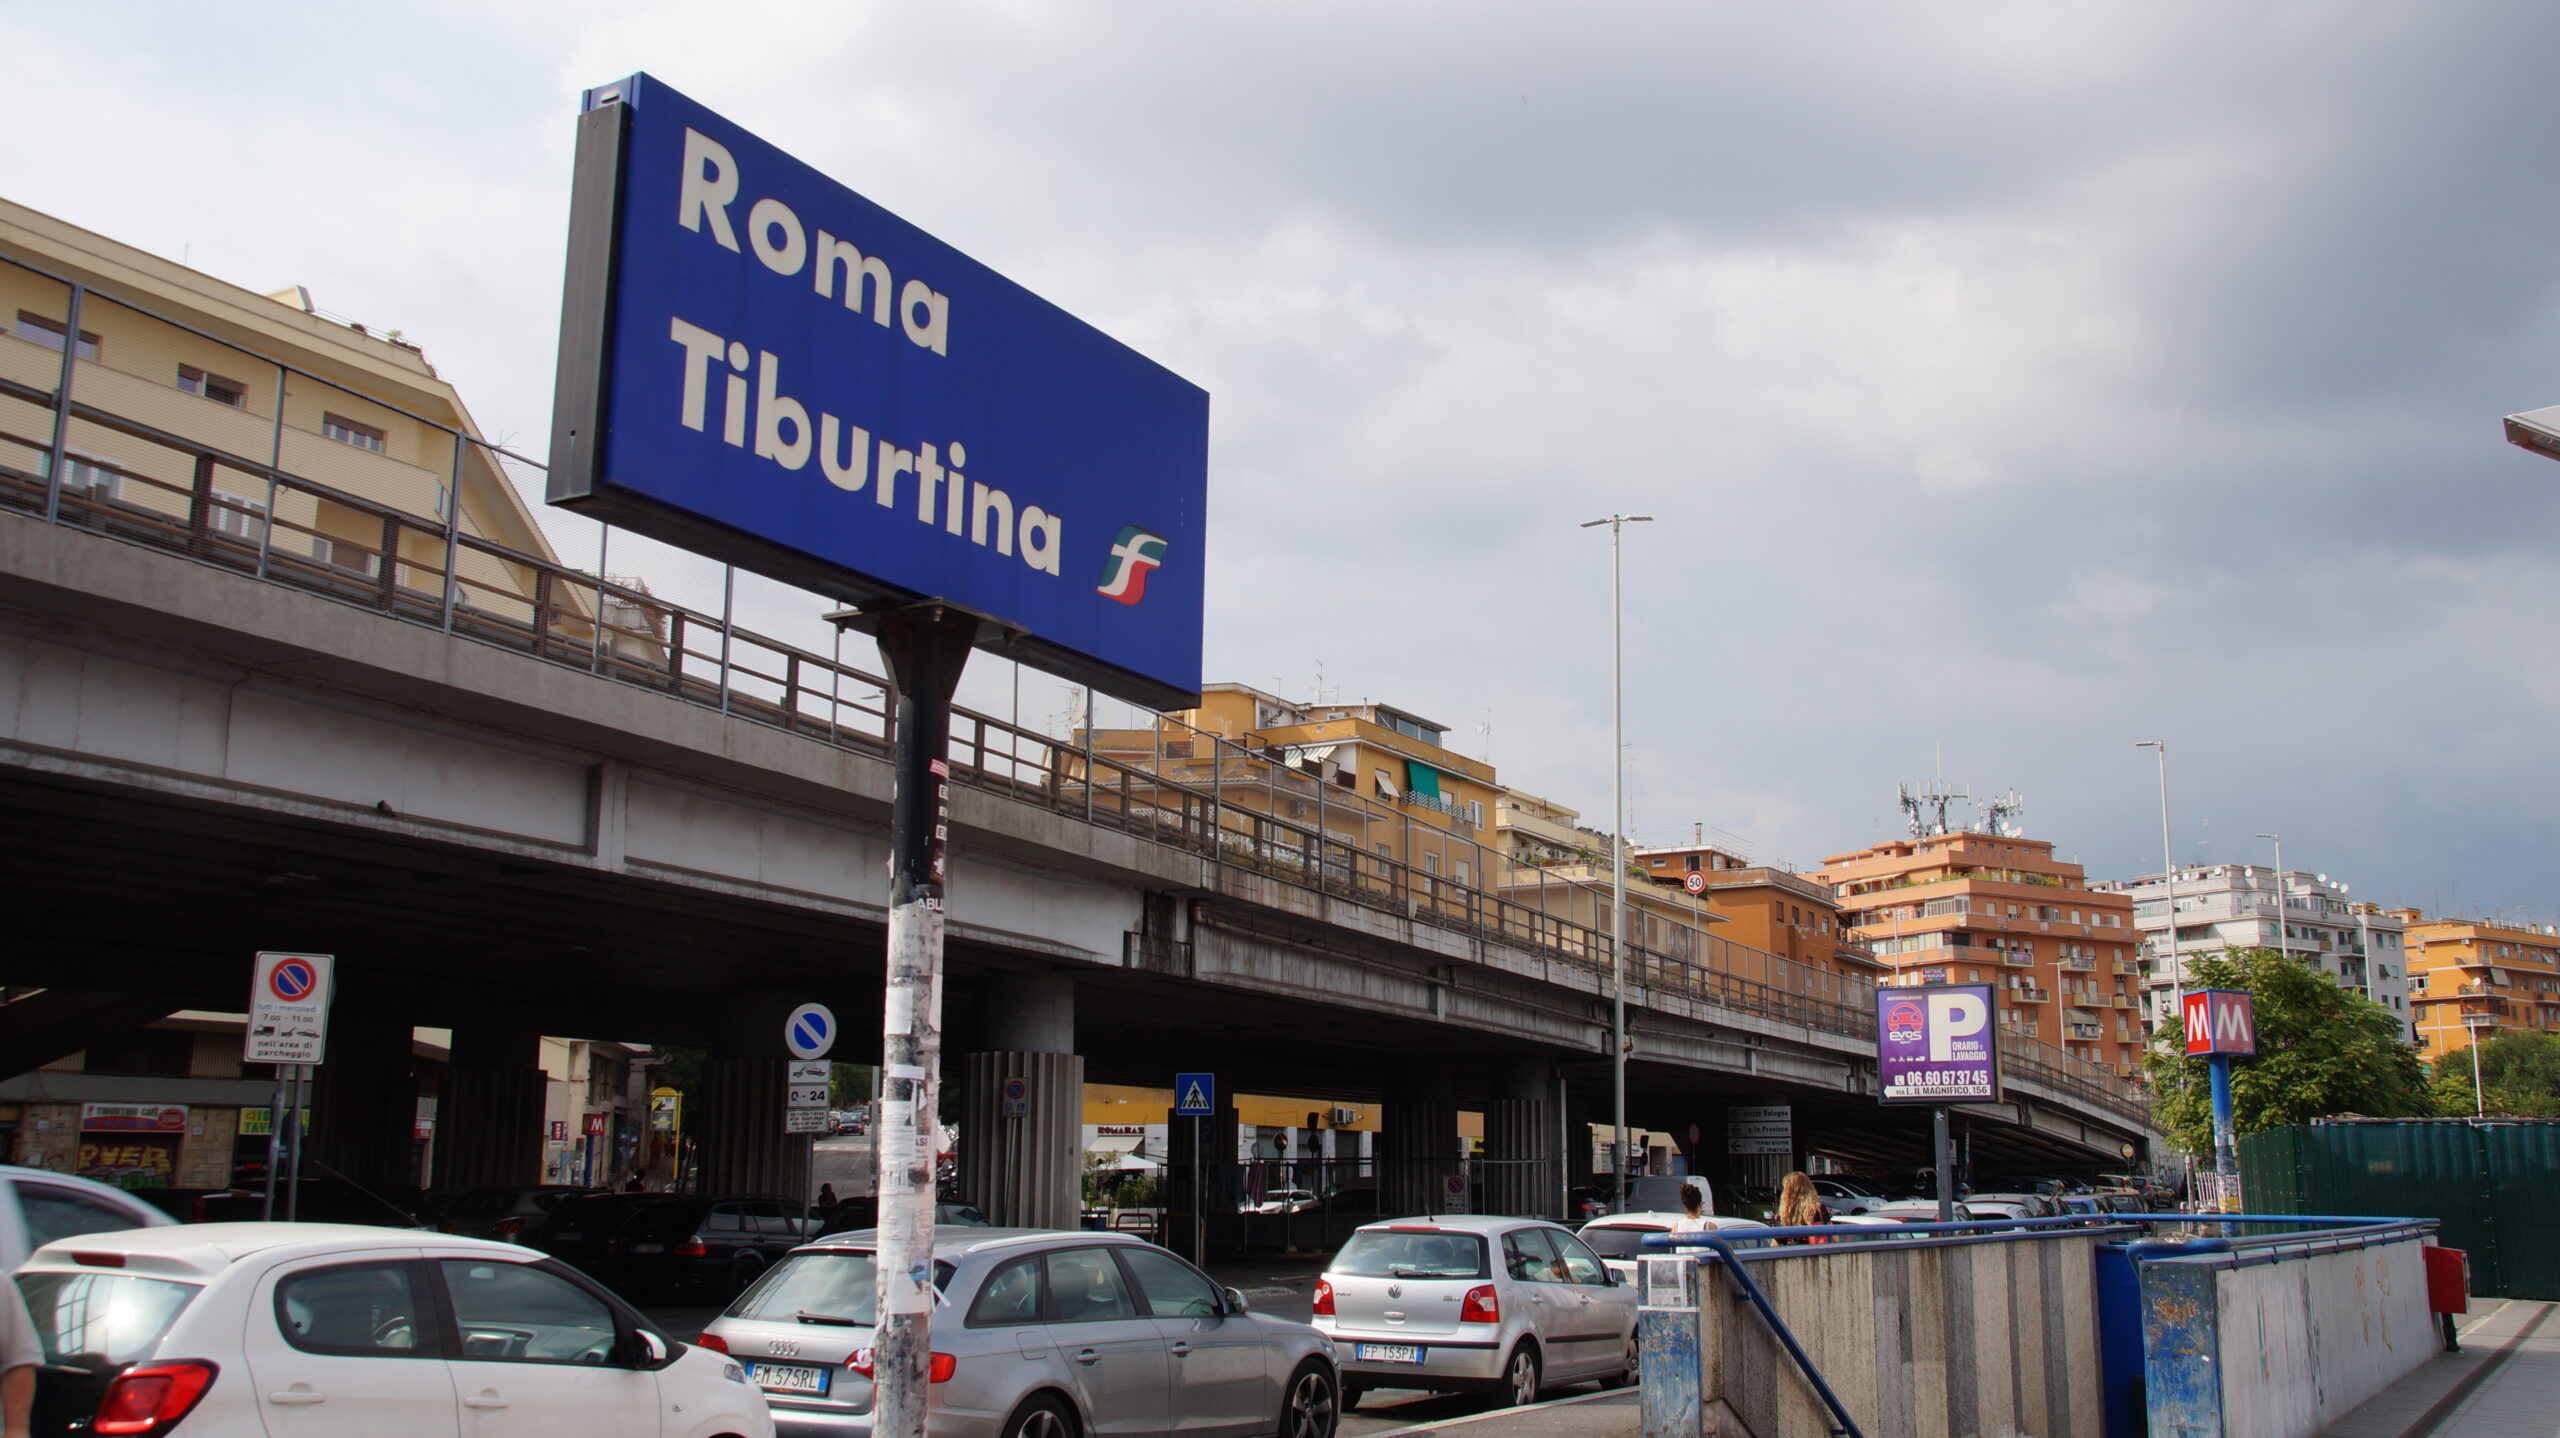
(1656, 1233, 2106, 1438)
(2143, 1236, 2433, 1438)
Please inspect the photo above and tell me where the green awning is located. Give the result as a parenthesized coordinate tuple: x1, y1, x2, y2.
(1404, 760, 1442, 799)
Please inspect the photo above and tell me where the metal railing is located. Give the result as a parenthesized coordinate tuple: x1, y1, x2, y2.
(0, 251, 2152, 1130)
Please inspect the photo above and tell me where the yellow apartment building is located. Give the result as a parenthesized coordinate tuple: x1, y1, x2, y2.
(0, 195, 568, 624)
(1814, 831, 2147, 1075)
(2401, 909, 2560, 1060)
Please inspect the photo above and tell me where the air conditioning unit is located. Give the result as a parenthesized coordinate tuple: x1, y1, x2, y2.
(1329, 1107, 1361, 1126)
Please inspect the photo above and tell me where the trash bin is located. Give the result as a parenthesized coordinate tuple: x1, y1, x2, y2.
(1079, 1209, 1110, 1231)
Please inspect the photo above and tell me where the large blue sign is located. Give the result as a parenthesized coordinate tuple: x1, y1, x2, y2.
(548, 74, 1207, 708)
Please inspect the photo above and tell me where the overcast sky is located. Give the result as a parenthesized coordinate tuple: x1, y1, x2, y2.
(8, 4, 2557, 919)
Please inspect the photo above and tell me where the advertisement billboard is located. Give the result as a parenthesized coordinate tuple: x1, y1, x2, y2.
(2183, 989, 2258, 1056)
(1876, 984, 2002, 1104)
(549, 74, 1209, 709)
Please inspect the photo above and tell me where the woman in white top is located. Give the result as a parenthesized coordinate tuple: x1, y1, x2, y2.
(1670, 1181, 1713, 1233)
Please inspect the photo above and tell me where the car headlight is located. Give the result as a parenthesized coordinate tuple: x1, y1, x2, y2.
(721, 1362, 749, 1385)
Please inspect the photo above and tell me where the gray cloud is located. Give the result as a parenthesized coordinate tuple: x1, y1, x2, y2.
(4, 1, 2556, 916)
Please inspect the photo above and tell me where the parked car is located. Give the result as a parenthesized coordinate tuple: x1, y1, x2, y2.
(1316, 1215, 1638, 1410)
(16, 1221, 772, 1437)
(1957, 1192, 2054, 1221)
(435, 1183, 598, 1242)
(522, 1190, 679, 1275)
(1575, 1213, 1769, 1283)
(1243, 1189, 1321, 1215)
(0, 1165, 174, 1267)
(815, 1196, 992, 1234)
(1321, 1182, 1383, 1216)
(1810, 1177, 1886, 1215)
(194, 1179, 434, 1229)
(1562, 1187, 1613, 1222)
(1866, 1199, 1978, 1223)
(703, 1226, 1338, 1438)
(604, 1196, 822, 1298)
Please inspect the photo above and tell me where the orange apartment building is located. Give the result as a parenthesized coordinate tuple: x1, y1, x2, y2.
(2400, 909, 2560, 1061)
(1812, 832, 2147, 1075)
(1630, 839, 1884, 981)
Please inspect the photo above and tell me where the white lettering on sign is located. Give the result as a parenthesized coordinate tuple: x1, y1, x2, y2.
(679, 127, 950, 356)
(1926, 991, 1990, 1060)
(665, 317, 1061, 577)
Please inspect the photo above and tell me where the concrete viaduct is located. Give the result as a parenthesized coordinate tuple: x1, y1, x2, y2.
(0, 510, 2154, 1231)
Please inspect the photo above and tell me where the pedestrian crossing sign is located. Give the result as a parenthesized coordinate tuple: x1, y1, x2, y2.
(1174, 1073, 1215, 1116)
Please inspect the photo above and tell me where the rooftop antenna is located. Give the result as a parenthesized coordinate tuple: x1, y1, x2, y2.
(1980, 788, 2026, 838)
(1310, 660, 1326, 706)
(1477, 707, 1494, 762)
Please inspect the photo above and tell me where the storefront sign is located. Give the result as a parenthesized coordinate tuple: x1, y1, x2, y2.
(81, 1103, 186, 1132)
(1877, 983, 2002, 1104)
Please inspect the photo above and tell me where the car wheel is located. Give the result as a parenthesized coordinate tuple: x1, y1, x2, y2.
(1279, 1361, 1337, 1438)
(1499, 1342, 1542, 1409)
(726, 1253, 764, 1298)
(1599, 1336, 1639, 1389)
(1001, 1393, 1076, 1438)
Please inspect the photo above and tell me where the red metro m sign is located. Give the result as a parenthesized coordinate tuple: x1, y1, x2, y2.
(2183, 989, 2257, 1057)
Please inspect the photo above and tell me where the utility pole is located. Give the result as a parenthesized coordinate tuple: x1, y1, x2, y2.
(1582, 514, 1651, 1202)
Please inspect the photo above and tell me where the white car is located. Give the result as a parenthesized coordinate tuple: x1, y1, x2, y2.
(0, 1164, 174, 1267)
(1809, 1178, 1885, 1216)
(1574, 1213, 1769, 1284)
(16, 1222, 774, 1437)
(1242, 1189, 1320, 1215)
(1315, 1215, 1637, 1410)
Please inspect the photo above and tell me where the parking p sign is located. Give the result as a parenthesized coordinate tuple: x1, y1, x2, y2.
(1875, 983, 2001, 1104)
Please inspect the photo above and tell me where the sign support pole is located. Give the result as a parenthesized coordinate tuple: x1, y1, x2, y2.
(1193, 1115, 1203, 1265)
(871, 605, 973, 1438)
(1933, 1106, 1953, 1224)
(262, 1067, 286, 1221)
(2208, 1054, 2238, 1211)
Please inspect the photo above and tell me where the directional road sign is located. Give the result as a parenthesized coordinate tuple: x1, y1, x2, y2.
(785, 1003, 837, 1060)
(1174, 1073, 1215, 1116)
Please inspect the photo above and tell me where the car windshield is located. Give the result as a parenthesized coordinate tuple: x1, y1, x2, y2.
(1575, 1225, 1665, 1260)
(18, 1272, 201, 1368)
(728, 1250, 954, 1325)
(1332, 1229, 1488, 1280)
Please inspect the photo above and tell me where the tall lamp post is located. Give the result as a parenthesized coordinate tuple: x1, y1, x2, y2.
(2467, 1014, 2497, 1117)
(2136, 741, 2178, 1005)
(2256, 832, 2286, 965)
(1582, 514, 1651, 1201)
(2139, 740, 2232, 1206)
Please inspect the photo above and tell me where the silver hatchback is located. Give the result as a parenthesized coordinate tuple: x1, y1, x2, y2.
(701, 1227, 1339, 1438)
(1313, 1216, 1637, 1410)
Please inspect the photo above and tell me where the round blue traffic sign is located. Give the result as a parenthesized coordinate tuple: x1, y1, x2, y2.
(785, 1002, 836, 1060)
(269, 958, 318, 1002)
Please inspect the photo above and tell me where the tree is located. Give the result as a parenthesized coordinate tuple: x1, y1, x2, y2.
(2429, 1030, 2560, 1117)
(2145, 946, 2430, 1156)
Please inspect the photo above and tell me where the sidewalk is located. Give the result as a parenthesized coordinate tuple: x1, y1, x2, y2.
(1355, 1389, 1637, 1438)
(2320, 1298, 2560, 1438)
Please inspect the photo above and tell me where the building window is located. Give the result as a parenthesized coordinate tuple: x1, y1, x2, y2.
(177, 364, 246, 407)
(210, 491, 267, 542)
(33, 451, 118, 500)
(322, 413, 387, 454)
(1685, 855, 1701, 873)
(11, 311, 99, 361)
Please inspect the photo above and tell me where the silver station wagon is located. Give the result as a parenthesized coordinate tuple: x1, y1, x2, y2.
(1313, 1215, 1637, 1409)
(702, 1227, 1340, 1438)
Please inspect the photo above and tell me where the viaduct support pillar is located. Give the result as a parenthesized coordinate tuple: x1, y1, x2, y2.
(1378, 1065, 1458, 1218)
(1481, 1058, 1556, 1219)
(958, 976, 1082, 1229)
(431, 1024, 545, 1191)
(694, 1056, 808, 1198)
(307, 1004, 419, 1190)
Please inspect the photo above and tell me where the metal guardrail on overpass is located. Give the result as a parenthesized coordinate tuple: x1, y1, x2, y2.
(0, 250, 2150, 1132)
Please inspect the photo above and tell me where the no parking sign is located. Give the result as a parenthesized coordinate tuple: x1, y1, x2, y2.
(246, 952, 334, 1065)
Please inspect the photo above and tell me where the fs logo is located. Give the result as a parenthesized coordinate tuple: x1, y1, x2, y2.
(1884, 1000, 1926, 1044)
(1097, 526, 1168, 606)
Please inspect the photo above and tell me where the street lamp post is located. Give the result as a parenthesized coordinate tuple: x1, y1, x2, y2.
(1582, 514, 1651, 1202)
(2256, 833, 2286, 966)
(2467, 1015, 2496, 1117)
(2139, 740, 2237, 1208)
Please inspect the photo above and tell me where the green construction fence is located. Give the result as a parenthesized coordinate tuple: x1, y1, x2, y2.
(2238, 1118, 2560, 1299)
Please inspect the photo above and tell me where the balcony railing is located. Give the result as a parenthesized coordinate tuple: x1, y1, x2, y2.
(2060, 955, 2098, 971)
(2007, 987, 2051, 1004)
(0, 246, 2155, 1132)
